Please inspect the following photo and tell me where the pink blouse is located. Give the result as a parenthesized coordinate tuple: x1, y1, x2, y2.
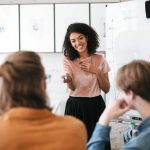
(63, 54, 110, 97)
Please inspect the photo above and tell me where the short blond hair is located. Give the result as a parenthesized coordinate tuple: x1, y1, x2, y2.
(116, 60, 150, 101)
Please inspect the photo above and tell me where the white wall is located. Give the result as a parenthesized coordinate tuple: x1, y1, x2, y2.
(39, 53, 67, 115)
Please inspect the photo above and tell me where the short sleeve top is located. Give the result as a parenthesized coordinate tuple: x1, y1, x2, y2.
(63, 54, 110, 97)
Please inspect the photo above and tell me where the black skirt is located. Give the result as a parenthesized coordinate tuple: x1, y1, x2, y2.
(65, 95, 106, 140)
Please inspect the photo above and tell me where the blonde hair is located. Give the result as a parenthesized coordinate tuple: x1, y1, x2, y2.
(116, 60, 150, 101)
(0, 51, 49, 113)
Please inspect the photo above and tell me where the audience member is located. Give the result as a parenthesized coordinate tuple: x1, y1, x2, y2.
(87, 60, 150, 150)
(0, 51, 87, 150)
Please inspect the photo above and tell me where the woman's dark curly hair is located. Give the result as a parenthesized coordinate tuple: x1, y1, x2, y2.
(62, 22, 99, 60)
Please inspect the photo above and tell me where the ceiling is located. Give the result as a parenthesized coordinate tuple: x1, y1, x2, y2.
(0, 0, 131, 4)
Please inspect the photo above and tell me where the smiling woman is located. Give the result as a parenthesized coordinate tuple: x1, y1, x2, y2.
(69, 32, 88, 55)
(61, 23, 111, 149)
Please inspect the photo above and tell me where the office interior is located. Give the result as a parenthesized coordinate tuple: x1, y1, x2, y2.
(0, 0, 149, 149)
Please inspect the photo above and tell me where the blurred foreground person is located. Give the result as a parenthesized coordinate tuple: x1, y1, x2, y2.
(88, 60, 150, 150)
(0, 51, 87, 150)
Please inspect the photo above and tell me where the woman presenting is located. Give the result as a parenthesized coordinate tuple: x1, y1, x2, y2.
(62, 22, 110, 143)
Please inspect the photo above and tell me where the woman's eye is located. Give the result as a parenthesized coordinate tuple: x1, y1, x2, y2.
(79, 36, 84, 40)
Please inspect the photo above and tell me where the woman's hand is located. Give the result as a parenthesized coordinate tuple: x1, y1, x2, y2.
(61, 74, 72, 83)
(79, 61, 110, 93)
(99, 99, 131, 126)
(79, 61, 97, 74)
(61, 74, 75, 91)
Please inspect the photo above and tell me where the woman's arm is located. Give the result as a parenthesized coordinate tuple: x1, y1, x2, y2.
(63, 58, 75, 91)
(62, 74, 75, 91)
(95, 70, 110, 93)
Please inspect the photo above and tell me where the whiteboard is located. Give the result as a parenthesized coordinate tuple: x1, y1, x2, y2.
(0, 5, 19, 52)
(106, 0, 150, 118)
(55, 4, 89, 52)
(20, 4, 54, 52)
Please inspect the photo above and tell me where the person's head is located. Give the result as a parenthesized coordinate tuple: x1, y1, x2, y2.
(63, 22, 99, 60)
(0, 51, 49, 114)
(116, 60, 150, 104)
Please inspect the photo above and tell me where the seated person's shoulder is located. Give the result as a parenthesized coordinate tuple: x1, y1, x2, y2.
(60, 115, 85, 128)
(53, 115, 87, 140)
(55, 115, 86, 133)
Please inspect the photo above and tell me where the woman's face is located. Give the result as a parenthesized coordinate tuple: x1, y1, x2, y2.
(69, 32, 88, 54)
